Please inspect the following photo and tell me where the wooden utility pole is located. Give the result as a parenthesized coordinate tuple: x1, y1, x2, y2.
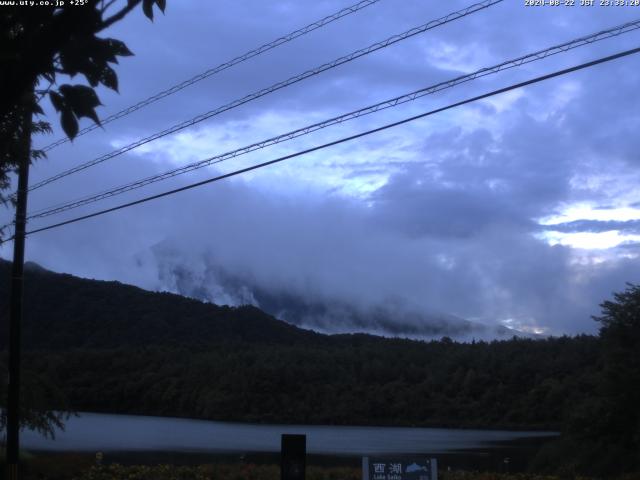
(5, 94, 32, 480)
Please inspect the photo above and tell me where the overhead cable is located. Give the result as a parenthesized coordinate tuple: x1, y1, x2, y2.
(40, 0, 385, 152)
(5, 45, 636, 243)
(28, 0, 503, 192)
(25, 18, 640, 220)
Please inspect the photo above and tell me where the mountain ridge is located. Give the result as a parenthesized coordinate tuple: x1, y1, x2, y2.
(0, 258, 324, 350)
(0, 258, 533, 350)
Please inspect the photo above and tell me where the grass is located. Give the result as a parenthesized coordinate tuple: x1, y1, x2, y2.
(2, 452, 639, 480)
(65, 465, 640, 480)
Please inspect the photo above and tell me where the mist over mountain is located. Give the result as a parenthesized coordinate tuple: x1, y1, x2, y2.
(0, 258, 322, 351)
(1, 255, 635, 476)
(140, 241, 534, 340)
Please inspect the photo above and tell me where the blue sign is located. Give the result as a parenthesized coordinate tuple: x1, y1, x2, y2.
(362, 457, 437, 480)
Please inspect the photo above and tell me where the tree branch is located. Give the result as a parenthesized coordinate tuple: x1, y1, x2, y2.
(100, 0, 118, 16)
(99, 0, 142, 32)
(35, 80, 55, 102)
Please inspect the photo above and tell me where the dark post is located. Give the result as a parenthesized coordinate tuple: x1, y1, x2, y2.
(281, 434, 306, 480)
(5, 96, 32, 480)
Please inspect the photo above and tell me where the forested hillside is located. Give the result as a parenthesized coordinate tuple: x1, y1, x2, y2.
(15, 335, 599, 429)
(0, 260, 322, 350)
(0, 259, 598, 429)
(1, 259, 639, 475)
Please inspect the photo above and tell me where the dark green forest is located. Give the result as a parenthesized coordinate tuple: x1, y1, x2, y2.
(1, 259, 639, 476)
(7, 336, 600, 429)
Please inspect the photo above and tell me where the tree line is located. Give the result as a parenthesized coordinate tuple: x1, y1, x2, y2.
(1, 261, 639, 476)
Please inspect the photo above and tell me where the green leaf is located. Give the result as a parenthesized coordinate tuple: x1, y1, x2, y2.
(143, 0, 154, 20)
(61, 108, 78, 139)
(95, 37, 118, 64)
(100, 65, 118, 92)
(31, 149, 47, 161)
(105, 38, 134, 59)
(85, 69, 101, 87)
(59, 36, 121, 86)
(59, 84, 101, 109)
(49, 91, 65, 112)
(58, 40, 89, 77)
(32, 102, 44, 116)
(59, 84, 101, 125)
(31, 121, 52, 135)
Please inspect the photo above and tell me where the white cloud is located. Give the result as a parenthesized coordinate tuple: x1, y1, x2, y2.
(539, 203, 640, 225)
(423, 40, 493, 73)
(5, 0, 640, 338)
(539, 230, 640, 250)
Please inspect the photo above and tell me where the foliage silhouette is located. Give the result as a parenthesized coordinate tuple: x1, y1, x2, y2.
(0, 0, 166, 441)
(1, 261, 638, 475)
(0, 0, 166, 209)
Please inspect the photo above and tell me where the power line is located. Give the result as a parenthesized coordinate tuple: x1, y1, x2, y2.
(24, 18, 640, 220)
(39, 0, 384, 152)
(28, 0, 503, 192)
(6, 45, 637, 243)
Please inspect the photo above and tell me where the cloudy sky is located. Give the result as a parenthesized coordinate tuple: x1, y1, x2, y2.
(2, 0, 640, 336)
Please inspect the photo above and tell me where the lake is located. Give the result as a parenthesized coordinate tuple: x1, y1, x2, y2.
(20, 412, 556, 457)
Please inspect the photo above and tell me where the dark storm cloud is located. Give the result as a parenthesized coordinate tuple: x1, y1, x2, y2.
(367, 105, 580, 239)
(616, 242, 640, 253)
(542, 219, 640, 234)
(3, 0, 640, 338)
(126, 178, 638, 335)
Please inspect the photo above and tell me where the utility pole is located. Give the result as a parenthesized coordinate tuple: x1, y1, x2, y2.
(5, 93, 32, 480)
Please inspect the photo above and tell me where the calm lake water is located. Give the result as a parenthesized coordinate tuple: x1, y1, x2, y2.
(21, 412, 556, 456)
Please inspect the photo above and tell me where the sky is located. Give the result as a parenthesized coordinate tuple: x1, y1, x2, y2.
(2, 0, 640, 337)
